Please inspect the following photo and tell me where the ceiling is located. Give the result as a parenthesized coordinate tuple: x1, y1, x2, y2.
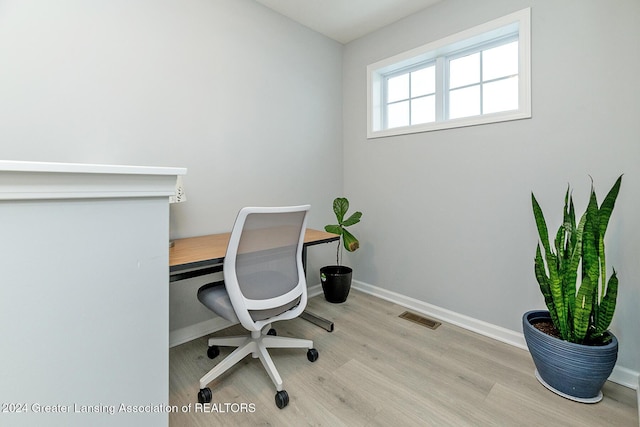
(255, 0, 443, 44)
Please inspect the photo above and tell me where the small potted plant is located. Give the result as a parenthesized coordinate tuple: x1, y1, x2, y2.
(524, 175, 622, 402)
(320, 197, 362, 303)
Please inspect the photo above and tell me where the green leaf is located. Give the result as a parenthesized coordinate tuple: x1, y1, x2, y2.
(573, 275, 594, 343)
(333, 198, 349, 223)
(554, 224, 565, 265)
(596, 175, 621, 297)
(532, 193, 552, 255)
(556, 186, 571, 260)
(567, 192, 577, 249)
(595, 271, 618, 334)
(342, 228, 360, 252)
(597, 175, 622, 238)
(324, 224, 343, 235)
(563, 210, 586, 334)
(546, 251, 567, 338)
(342, 211, 362, 227)
(535, 245, 560, 328)
(582, 191, 600, 286)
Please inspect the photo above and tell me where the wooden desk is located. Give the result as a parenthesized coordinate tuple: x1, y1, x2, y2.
(170, 228, 338, 274)
(169, 228, 339, 331)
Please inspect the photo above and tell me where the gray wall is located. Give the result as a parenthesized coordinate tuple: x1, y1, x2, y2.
(0, 0, 343, 234)
(0, 0, 343, 338)
(343, 0, 640, 376)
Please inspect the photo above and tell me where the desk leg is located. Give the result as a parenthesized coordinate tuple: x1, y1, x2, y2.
(302, 246, 334, 333)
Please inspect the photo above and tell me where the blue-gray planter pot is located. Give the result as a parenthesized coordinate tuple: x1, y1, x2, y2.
(522, 310, 618, 403)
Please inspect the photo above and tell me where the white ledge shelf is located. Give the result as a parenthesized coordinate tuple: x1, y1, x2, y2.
(0, 160, 187, 200)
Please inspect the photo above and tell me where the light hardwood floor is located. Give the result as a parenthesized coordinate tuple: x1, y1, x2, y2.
(169, 290, 638, 426)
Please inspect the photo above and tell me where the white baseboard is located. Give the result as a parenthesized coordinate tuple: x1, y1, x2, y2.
(607, 365, 640, 390)
(169, 317, 234, 348)
(351, 279, 640, 391)
(308, 283, 323, 298)
(352, 280, 527, 349)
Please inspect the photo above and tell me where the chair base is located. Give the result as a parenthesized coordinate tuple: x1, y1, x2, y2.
(199, 324, 314, 392)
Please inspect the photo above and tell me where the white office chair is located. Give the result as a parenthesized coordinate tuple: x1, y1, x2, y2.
(196, 205, 319, 409)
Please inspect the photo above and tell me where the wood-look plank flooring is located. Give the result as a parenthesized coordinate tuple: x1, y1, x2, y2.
(169, 290, 638, 426)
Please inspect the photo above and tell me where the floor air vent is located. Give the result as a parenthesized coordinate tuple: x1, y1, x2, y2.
(399, 311, 441, 330)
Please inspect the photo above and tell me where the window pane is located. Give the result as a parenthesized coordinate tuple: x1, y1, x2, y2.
(449, 52, 480, 89)
(449, 85, 480, 119)
(387, 100, 409, 128)
(483, 76, 518, 114)
(483, 41, 518, 81)
(411, 95, 436, 125)
(387, 73, 409, 103)
(411, 66, 435, 97)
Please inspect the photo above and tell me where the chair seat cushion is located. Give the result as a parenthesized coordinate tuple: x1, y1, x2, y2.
(198, 280, 301, 323)
(197, 281, 239, 323)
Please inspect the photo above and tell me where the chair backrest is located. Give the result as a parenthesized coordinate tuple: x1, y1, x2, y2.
(223, 205, 310, 332)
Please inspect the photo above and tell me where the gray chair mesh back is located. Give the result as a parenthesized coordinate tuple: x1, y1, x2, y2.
(234, 211, 306, 304)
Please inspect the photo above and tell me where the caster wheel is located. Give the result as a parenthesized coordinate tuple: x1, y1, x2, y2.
(275, 390, 289, 409)
(267, 328, 277, 336)
(207, 346, 220, 359)
(307, 348, 319, 362)
(198, 387, 212, 404)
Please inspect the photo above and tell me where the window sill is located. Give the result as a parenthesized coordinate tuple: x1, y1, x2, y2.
(367, 109, 531, 139)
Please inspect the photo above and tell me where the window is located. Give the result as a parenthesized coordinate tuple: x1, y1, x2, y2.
(368, 8, 531, 138)
(386, 64, 436, 128)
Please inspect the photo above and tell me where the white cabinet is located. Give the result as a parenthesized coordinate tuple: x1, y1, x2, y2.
(0, 161, 186, 427)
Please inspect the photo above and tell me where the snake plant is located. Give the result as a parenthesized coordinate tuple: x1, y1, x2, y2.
(325, 197, 362, 265)
(532, 175, 622, 344)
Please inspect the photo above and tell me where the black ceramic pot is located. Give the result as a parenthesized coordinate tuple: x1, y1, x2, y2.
(320, 265, 352, 303)
(522, 310, 618, 403)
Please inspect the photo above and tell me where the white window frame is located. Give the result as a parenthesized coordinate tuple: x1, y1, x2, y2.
(367, 8, 531, 139)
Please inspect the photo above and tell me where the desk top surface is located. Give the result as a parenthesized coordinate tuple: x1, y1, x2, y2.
(169, 228, 338, 271)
